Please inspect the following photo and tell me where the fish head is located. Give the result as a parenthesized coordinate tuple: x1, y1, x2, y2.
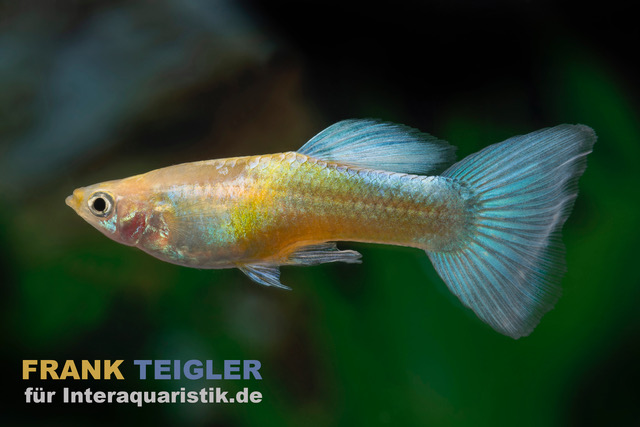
(65, 178, 150, 247)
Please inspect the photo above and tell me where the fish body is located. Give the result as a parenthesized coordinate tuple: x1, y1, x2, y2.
(67, 119, 595, 338)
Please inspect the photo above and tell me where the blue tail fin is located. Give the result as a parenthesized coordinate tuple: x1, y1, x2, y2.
(428, 125, 596, 338)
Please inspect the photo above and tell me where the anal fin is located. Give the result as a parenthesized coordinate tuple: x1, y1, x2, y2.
(238, 243, 361, 290)
(287, 242, 362, 265)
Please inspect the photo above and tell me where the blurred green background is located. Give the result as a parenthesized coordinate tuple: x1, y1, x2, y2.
(1, 1, 638, 426)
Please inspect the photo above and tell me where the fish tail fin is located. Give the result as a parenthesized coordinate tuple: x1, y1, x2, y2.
(428, 125, 596, 338)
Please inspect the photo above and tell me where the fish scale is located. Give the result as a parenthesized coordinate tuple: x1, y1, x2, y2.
(236, 155, 472, 262)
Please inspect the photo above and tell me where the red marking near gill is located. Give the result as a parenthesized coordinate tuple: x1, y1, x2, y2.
(119, 211, 147, 245)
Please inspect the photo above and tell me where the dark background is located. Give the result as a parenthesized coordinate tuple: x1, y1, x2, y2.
(1, 0, 638, 426)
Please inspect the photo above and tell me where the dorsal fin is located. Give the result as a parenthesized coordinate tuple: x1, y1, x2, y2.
(297, 119, 456, 175)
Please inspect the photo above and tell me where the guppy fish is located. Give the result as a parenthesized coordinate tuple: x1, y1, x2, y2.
(66, 119, 595, 338)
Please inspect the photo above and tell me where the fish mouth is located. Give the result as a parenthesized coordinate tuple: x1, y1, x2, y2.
(65, 189, 83, 210)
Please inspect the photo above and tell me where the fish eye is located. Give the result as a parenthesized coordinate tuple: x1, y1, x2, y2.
(88, 192, 114, 217)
